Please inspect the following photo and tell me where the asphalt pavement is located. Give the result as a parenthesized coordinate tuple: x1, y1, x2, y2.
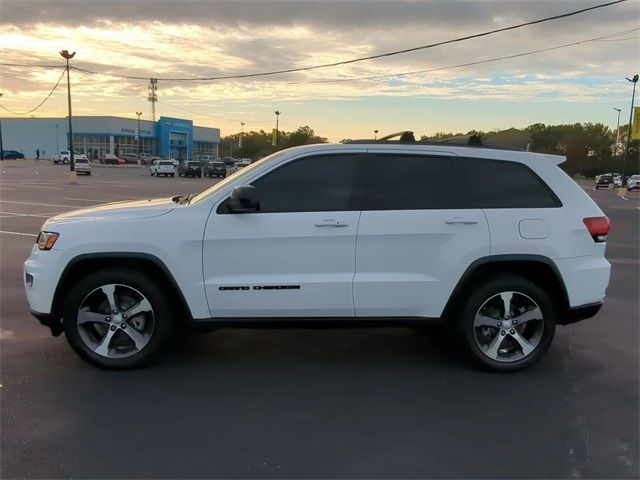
(1, 160, 638, 479)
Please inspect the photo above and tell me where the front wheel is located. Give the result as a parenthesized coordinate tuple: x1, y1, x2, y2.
(170, 173, 175, 177)
(456, 276, 556, 372)
(63, 268, 177, 369)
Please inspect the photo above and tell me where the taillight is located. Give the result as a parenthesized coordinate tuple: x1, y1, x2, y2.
(583, 216, 610, 242)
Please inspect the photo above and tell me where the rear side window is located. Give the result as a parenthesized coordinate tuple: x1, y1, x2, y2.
(457, 158, 561, 208)
(362, 154, 457, 210)
(246, 154, 360, 213)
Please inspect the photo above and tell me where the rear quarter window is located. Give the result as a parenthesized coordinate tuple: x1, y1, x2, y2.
(457, 157, 561, 208)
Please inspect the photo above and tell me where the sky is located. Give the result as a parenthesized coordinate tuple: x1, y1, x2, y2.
(0, 0, 639, 142)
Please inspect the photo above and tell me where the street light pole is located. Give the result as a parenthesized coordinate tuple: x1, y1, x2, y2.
(56, 124, 59, 153)
(240, 122, 245, 148)
(613, 107, 621, 161)
(274, 110, 281, 146)
(0, 92, 4, 161)
(622, 74, 639, 180)
(136, 111, 142, 164)
(374, 129, 379, 140)
(59, 50, 76, 183)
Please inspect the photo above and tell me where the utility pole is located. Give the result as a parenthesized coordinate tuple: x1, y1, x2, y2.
(623, 74, 638, 181)
(239, 122, 245, 148)
(148, 79, 158, 123)
(0, 93, 4, 161)
(60, 50, 76, 183)
(56, 124, 59, 152)
(136, 111, 142, 164)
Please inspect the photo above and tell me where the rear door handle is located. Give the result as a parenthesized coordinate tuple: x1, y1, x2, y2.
(445, 217, 478, 225)
(315, 219, 349, 227)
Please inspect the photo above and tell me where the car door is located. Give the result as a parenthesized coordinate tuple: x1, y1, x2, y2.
(203, 152, 364, 318)
(353, 151, 490, 318)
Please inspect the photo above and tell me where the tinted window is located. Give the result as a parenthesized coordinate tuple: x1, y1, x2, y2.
(458, 158, 560, 208)
(228, 154, 359, 213)
(362, 154, 457, 210)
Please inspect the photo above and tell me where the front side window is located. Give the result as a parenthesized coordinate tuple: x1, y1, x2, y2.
(219, 154, 360, 214)
(361, 154, 458, 210)
(457, 158, 561, 208)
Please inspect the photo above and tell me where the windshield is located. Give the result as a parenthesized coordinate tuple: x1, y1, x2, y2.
(190, 151, 286, 204)
(211, 162, 225, 167)
(159, 161, 173, 166)
(187, 161, 199, 166)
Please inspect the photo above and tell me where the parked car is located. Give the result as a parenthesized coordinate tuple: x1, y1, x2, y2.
(236, 159, 251, 169)
(24, 140, 610, 371)
(198, 155, 216, 167)
(150, 159, 176, 177)
(626, 175, 640, 191)
(595, 174, 614, 189)
(74, 158, 92, 175)
(52, 150, 87, 164)
(613, 175, 622, 188)
(2, 150, 24, 159)
(102, 153, 123, 165)
(204, 161, 227, 178)
(177, 160, 202, 178)
(118, 153, 139, 164)
(139, 153, 155, 165)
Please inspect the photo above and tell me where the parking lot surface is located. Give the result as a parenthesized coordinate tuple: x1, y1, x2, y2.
(1, 160, 638, 479)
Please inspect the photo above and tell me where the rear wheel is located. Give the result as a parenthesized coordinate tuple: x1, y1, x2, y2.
(63, 268, 177, 369)
(456, 276, 556, 372)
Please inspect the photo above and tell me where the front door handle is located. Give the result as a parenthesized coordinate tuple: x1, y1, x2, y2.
(315, 219, 349, 227)
(445, 217, 478, 225)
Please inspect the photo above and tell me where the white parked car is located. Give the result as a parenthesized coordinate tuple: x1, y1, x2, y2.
(73, 158, 92, 175)
(627, 175, 640, 191)
(613, 176, 622, 188)
(24, 139, 611, 371)
(149, 159, 176, 177)
(52, 150, 87, 165)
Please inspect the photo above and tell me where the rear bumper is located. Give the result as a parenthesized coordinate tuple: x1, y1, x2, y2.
(559, 302, 603, 325)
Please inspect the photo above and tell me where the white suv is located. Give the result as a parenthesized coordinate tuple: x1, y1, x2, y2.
(24, 140, 611, 371)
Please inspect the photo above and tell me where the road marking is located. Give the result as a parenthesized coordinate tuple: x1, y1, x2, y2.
(620, 196, 628, 201)
(0, 199, 87, 208)
(0, 230, 38, 237)
(63, 197, 112, 203)
(0, 211, 53, 218)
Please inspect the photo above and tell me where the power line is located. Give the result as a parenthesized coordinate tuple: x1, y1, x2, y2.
(0, 69, 66, 115)
(67, 0, 628, 82)
(297, 27, 640, 85)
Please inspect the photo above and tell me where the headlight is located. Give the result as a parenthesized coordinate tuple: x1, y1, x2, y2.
(37, 231, 59, 250)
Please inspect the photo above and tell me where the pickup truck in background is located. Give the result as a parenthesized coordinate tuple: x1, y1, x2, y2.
(51, 150, 88, 165)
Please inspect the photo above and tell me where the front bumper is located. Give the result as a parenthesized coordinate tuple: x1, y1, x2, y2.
(30, 310, 64, 336)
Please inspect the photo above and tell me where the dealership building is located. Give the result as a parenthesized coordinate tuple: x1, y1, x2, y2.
(2, 116, 220, 161)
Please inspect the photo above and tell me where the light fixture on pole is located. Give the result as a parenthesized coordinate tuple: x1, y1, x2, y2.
(374, 129, 379, 140)
(136, 111, 142, 164)
(622, 74, 638, 181)
(56, 124, 59, 153)
(274, 110, 281, 146)
(0, 92, 4, 161)
(239, 122, 245, 148)
(613, 107, 621, 160)
(59, 49, 77, 183)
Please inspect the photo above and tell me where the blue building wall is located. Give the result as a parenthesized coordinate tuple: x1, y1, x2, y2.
(157, 116, 193, 160)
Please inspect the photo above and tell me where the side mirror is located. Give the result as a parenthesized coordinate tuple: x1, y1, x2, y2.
(228, 185, 259, 213)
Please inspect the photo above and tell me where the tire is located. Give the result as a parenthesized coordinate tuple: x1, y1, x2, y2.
(87, 172, 91, 176)
(171, 173, 175, 177)
(456, 276, 556, 372)
(62, 268, 177, 369)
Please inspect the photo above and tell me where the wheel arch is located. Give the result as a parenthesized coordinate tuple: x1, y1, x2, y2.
(51, 253, 193, 325)
(442, 255, 570, 322)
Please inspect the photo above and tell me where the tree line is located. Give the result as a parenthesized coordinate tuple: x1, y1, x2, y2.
(220, 122, 638, 176)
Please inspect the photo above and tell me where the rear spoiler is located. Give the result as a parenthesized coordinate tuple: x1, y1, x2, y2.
(542, 154, 566, 165)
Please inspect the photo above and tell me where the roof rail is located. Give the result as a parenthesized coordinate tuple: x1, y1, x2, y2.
(346, 132, 524, 152)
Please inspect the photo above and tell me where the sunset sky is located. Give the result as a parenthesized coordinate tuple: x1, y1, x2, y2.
(1, 0, 638, 141)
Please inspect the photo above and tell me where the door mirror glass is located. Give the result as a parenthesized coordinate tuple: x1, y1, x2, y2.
(228, 185, 259, 212)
